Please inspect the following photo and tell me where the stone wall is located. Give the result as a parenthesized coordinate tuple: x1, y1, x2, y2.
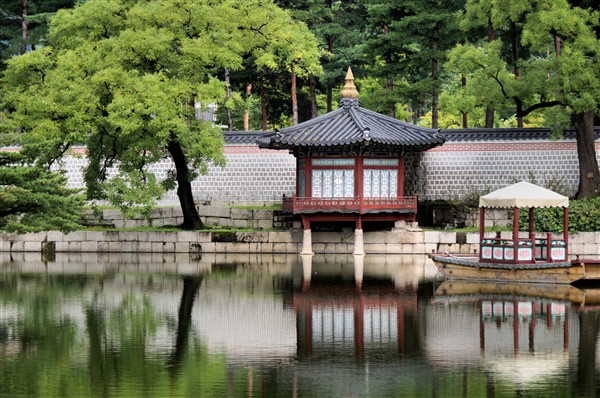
(3, 230, 600, 257)
(407, 139, 588, 200)
(52, 134, 600, 205)
(83, 205, 290, 229)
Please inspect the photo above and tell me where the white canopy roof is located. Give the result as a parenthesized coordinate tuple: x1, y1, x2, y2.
(479, 181, 569, 209)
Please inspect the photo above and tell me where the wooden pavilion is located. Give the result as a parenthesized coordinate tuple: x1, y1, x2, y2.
(260, 68, 445, 254)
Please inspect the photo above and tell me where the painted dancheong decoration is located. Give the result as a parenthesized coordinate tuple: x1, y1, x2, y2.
(430, 181, 600, 284)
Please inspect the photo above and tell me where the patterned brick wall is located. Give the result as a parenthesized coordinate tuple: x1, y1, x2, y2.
(47, 137, 599, 203)
(58, 145, 297, 204)
(409, 139, 589, 200)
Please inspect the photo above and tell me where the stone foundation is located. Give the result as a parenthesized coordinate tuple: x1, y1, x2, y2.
(82, 205, 291, 230)
(2, 230, 600, 256)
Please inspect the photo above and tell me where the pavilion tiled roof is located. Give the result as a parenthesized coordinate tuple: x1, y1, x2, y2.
(258, 68, 444, 153)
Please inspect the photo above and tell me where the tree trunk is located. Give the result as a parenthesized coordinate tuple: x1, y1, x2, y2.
(224, 68, 233, 130)
(510, 21, 523, 127)
(291, 66, 298, 126)
(326, 35, 334, 112)
(167, 139, 204, 229)
(243, 82, 252, 131)
(21, 0, 28, 55)
(574, 110, 600, 199)
(309, 75, 318, 118)
(383, 23, 395, 118)
(431, 23, 440, 129)
(260, 79, 267, 131)
(461, 74, 468, 127)
(485, 19, 496, 127)
(485, 106, 494, 128)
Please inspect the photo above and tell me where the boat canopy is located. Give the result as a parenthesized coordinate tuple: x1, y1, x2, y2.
(479, 181, 569, 209)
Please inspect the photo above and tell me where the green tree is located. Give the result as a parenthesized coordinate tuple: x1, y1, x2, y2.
(0, 151, 84, 232)
(2, 0, 321, 229)
(360, 0, 465, 125)
(277, 0, 367, 114)
(449, 0, 600, 198)
(0, 0, 76, 67)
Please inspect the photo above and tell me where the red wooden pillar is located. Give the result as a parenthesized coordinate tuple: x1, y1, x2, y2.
(302, 215, 311, 230)
(305, 157, 312, 198)
(397, 157, 405, 197)
(357, 156, 364, 213)
(563, 207, 569, 257)
(479, 207, 485, 261)
(356, 156, 364, 198)
(513, 207, 519, 263)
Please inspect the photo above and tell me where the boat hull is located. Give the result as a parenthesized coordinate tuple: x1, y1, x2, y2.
(430, 254, 585, 284)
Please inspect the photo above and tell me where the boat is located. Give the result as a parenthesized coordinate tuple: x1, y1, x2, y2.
(429, 181, 588, 284)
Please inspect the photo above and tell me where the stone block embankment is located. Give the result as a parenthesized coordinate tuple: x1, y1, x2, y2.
(82, 206, 290, 230)
(2, 229, 600, 255)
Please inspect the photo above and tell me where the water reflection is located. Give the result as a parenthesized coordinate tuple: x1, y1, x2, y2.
(0, 252, 600, 397)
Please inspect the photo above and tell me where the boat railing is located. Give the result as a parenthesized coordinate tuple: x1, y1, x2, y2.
(480, 234, 567, 264)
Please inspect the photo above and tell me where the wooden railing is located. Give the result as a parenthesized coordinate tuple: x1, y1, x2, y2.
(480, 235, 567, 264)
(282, 195, 418, 214)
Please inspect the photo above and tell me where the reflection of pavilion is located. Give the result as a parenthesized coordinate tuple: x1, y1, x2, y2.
(431, 283, 577, 387)
(291, 255, 421, 359)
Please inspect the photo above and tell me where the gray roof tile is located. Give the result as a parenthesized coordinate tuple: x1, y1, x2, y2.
(259, 98, 444, 152)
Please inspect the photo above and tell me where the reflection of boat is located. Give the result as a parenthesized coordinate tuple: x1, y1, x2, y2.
(434, 280, 584, 304)
(430, 181, 588, 284)
(434, 280, 600, 309)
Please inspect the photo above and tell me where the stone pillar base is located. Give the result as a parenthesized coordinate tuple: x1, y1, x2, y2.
(301, 229, 314, 255)
(353, 229, 365, 255)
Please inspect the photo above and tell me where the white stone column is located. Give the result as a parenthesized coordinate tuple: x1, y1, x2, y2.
(301, 229, 314, 255)
(353, 229, 365, 255)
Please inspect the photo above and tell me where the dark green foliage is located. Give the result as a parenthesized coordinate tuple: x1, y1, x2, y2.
(519, 198, 600, 233)
(0, 0, 77, 68)
(0, 152, 84, 232)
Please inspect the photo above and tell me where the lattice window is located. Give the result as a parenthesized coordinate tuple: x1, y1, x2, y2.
(312, 169, 354, 198)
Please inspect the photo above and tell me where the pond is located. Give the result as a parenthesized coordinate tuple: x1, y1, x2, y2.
(1, 251, 600, 397)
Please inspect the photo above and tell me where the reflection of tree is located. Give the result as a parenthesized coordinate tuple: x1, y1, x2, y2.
(0, 270, 288, 396)
(169, 276, 203, 372)
(0, 274, 80, 397)
(577, 311, 600, 396)
(86, 306, 109, 397)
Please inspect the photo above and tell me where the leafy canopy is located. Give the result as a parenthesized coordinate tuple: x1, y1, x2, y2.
(2, 0, 321, 218)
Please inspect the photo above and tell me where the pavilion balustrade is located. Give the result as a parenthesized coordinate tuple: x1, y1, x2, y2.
(283, 195, 418, 214)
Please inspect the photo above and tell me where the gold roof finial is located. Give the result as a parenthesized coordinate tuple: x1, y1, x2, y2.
(340, 67, 359, 99)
